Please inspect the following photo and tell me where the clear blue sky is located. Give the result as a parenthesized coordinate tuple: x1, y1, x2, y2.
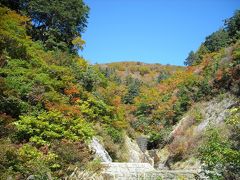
(80, 0, 240, 65)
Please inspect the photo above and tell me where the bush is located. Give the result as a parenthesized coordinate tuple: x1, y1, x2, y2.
(18, 144, 54, 178)
(199, 127, 240, 179)
(131, 115, 151, 133)
(14, 111, 94, 145)
(51, 140, 92, 175)
(79, 95, 113, 122)
(105, 126, 124, 143)
(148, 128, 172, 149)
(0, 139, 19, 177)
(0, 96, 29, 118)
(0, 141, 56, 179)
(135, 102, 153, 116)
(0, 113, 15, 137)
(80, 66, 106, 92)
(190, 108, 203, 124)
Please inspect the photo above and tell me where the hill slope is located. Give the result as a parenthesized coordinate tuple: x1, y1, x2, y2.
(96, 62, 185, 85)
(0, 5, 240, 180)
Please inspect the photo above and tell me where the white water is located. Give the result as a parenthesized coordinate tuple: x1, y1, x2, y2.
(90, 137, 112, 162)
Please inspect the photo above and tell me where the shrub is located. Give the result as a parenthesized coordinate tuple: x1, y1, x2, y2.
(17, 144, 57, 179)
(199, 127, 240, 179)
(156, 70, 170, 83)
(51, 140, 92, 175)
(0, 139, 19, 177)
(135, 102, 153, 116)
(0, 140, 57, 179)
(0, 96, 29, 118)
(190, 108, 203, 124)
(131, 115, 151, 133)
(14, 111, 94, 145)
(0, 113, 15, 137)
(148, 128, 172, 149)
(105, 126, 124, 143)
(79, 95, 115, 123)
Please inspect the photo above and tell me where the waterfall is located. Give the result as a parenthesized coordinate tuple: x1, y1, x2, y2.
(90, 137, 112, 162)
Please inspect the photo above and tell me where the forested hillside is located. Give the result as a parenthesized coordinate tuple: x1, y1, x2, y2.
(97, 62, 184, 85)
(0, 1, 239, 179)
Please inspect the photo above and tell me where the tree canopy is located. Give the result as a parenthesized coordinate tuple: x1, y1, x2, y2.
(0, 0, 89, 52)
(184, 51, 197, 66)
(225, 10, 240, 43)
(204, 29, 230, 52)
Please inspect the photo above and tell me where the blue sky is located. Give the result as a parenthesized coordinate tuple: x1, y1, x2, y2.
(80, 0, 240, 65)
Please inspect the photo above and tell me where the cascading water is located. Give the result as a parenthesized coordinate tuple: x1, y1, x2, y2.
(90, 137, 112, 162)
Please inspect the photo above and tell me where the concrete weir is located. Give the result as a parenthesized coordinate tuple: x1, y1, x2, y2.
(101, 162, 154, 179)
(101, 162, 199, 180)
(68, 162, 200, 180)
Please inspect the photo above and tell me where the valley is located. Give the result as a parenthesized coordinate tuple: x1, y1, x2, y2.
(0, 2, 239, 180)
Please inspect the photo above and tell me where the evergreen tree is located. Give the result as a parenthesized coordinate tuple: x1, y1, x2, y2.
(184, 51, 197, 66)
(225, 10, 240, 42)
(204, 29, 230, 52)
(123, 77, 141, 104)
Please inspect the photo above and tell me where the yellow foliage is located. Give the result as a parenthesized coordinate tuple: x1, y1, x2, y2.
(72, 36, 85, 50)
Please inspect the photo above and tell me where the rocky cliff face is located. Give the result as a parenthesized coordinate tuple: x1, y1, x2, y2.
(125, 136, 154, 165)
(154, 93, 238, 170)
(89, 137, 113, 162)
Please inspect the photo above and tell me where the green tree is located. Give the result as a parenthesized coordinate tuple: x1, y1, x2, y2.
(156, 70, 170, 83)
(225, 10, 240, 42)
(1, 0, 89, 52)
(199, 127, 240, 179)
(185, 44, 209, 66)
(123, 77, 141, 104)
(14, 111, 94, 146)
(184, 51, 198, 66)
(204, 29, 230, 52)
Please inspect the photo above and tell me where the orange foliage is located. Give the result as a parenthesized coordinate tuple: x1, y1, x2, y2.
(64, 84, 80, 95)
(112, 96, 122, 107)
(64, 84, 81, 103)
(157, 70, 195, 94)
(216, 69, 224, 80)
(44, 101, 81, 117)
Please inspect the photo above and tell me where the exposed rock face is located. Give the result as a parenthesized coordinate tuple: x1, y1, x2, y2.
(170, 93, 236, 140)
(136, 136, 148, 152)
(155, 147, 171, 169)
(125, 136, 143, 163)
(125, 136, 154, 165)
(156, 93, 237, 170)
(195, 95, 236, 133)
(90, 137, 112, 162)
